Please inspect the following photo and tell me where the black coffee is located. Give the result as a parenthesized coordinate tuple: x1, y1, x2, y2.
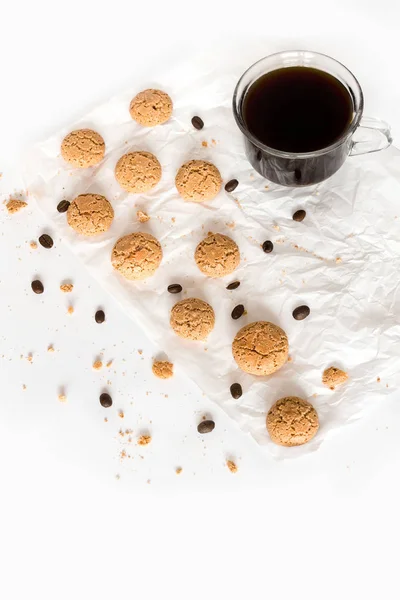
(243, 67, 353, 153)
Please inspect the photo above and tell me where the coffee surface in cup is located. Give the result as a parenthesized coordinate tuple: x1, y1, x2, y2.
(243, 67, 353, 153)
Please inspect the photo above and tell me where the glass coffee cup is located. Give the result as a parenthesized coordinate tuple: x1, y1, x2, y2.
(233, 51, 392, 187)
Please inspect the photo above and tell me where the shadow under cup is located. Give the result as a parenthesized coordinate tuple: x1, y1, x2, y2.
(233, 51, 392, 187)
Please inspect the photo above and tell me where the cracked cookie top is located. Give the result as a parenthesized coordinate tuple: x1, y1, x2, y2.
(61, 129, 105, 168)
(195, 233, 240, 278)
(267, 397, 319, 446)
(175, 160, 222, 202)
(232, 321, 288, 376)
(115, 151, 162, 193)
(129, 89, 173, 127)
(170, 298, 215, 341)
(111, 232, 162, 280)
(67, 194, 114, 236)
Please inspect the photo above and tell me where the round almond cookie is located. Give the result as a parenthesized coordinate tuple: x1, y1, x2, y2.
(115, 151, 161, 193)
(61, 129, 105, 168)
(267, 396, 319, 447)
(67, 194, 114, 236)
(175, 160, 222, 202)
(170, 298, 215, 341)
(111, 232, 162, 280)
(232, 321, 288, 376)
(129, 89, 173, 127)
(195, 233, 240, 278)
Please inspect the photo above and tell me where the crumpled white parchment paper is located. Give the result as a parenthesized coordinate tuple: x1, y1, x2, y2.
(21, 48, 400, 457)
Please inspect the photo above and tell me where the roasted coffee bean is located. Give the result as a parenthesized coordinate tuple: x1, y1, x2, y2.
(39, 234, 54, 249)
(57, 200, 70, 213)
(292, 305, 310, 320)
(197, 420, 215, 434)
(230, 383, 243, 399)
(262, 240, 273, 253)
(225, 179, 239, 193)
(31, 280, 44, 294)
(191, 116, 204, 130)
(168, 284, 182, 294)
(99, 393, 112, 408)
(231, 304, 245, 320)
(226, 281, 240, 290)
(95, 310, 105, 324)
(293, 209, 306, 222)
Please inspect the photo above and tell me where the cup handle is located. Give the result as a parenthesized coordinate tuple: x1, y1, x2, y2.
(350, 116, 393, 156)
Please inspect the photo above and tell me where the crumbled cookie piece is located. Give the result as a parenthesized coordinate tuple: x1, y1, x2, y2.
(137, 210, 150, 223)
(6, 199, 27, 214)
(118, 410, 124, 419)
(138, 435, 151, 446)
(175, 467, 182, 475)
(322, 366, 348, 390)
(93, 360, 103, 370)
(58, 394, 67, 403)
(30, 241, 38, 249)
(152, 360, 173, 379)
(67, 306, 74, 315)
(60, 283, 73, 293)
(227, 460, 238, 473)
(47, 345, 55, 353)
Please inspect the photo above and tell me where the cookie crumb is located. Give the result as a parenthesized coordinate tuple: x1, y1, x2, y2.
(6, 199, 27, 214)
(322, 366, 348, 389)
(137, 210, 150, 223)
(27, 354, 33, 363)
(336, 257, 342, 264)
(104, 417, 108, 423)
(227, 460, 238, 473)
(273, 224, 280, 232)
(67, 306, 74, 315)
(175, 467, 182, 475)
(202, 141, 208, 147)
(377, 376, 381, 383)
(152, 360, 173, 379)
(30, 241, 37, 249)
(22, 384, 26, 390)
(118, 410, 124, 419)
(47, 345, 55, 353)
(106, 360, 113, 368)
(138, 349, 143, 355)
(93, 360, 103, 370)
(138, 435, 151, 446)
(58, 394, 66, 403)
(60, 283, 73, 293)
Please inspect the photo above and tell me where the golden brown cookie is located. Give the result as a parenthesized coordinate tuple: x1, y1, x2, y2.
(267, 396, 319, 447)
(152, 360, 173, 379)
(67, 194, 114, 236)
(61, 129, 105, 168)
(322, 366, 348, 390)
(6, 199, 27, 214)
(170, 298, 215, 341)
(129, 89, 173, 127)
(115, 151, 161, 193)
(111, 232, 162, 280)
(195, 233, 240, 277)
(175, 160, 222, 202)
(232, 321, 288, 376)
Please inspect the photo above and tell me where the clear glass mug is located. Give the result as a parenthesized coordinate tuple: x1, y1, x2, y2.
(233, 51, 392, 187)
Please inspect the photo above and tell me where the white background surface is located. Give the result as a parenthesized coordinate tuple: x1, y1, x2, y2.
(1, 1, 400, 598)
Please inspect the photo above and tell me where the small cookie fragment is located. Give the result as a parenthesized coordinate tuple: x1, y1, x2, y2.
(152, 360, 173, 379)
(170, 298, 215, 341)
(267, 396, 319, 447)
(175, 160, 222, 202)
(67, 194, 114, 236)
(115, 151, 161, 193)
(67, 306, 74, 315)
(111, 232, 162, 280)
(129, 89, 173, 127)
(93, 360, 103, 370)
(175, 467, 183, 475)
(138, 435, 151, 446)
(58, 394, 67, 403)
(322, 366, 348, 390)
(137, 210, 150, 223)
(60, 283, 73, 293)
(195, 233, 240, 278)
(61, 129, 105, 168)
(226, 460, 238, 473)
(232, 321, 288, 376)
(6, 199, 27, 214)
